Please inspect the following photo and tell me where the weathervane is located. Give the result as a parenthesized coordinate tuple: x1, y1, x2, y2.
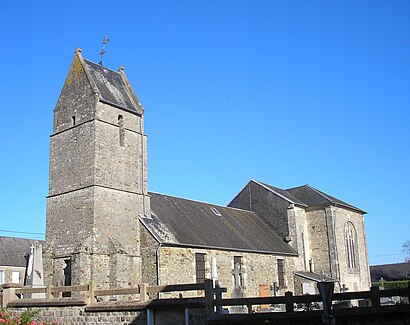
(99, 35, 110, 66)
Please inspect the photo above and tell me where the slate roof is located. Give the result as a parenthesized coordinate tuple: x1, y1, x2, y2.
(294, 271, 336, 282)
(370, 262, 410, 282)
(286, 185, 366, 214)
(79, 50, 143, 115)
(141, 192, 297, 256)
(0, 236, 44, 267)
(254, 180, 307, 207)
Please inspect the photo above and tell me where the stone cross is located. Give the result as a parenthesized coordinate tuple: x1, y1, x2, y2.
(24, 242, 45, 298)
(231, 263, 245, 312)
(232, 262, 242, 289)
(341, 284, 348, 292)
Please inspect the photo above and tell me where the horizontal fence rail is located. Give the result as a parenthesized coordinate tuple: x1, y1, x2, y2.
(2, 280, 409, 318)
(1, 281, 206, 308)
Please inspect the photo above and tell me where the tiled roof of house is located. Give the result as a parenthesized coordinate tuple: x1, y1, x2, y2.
(370, 262, 410, 282)
(0, 236, 44, 267)
(141, 192, 298, 256)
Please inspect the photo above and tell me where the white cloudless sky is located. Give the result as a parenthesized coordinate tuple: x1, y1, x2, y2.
(0, 1, 409, 265)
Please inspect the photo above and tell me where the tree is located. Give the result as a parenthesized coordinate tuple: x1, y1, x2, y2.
(403, 241, 410, 262)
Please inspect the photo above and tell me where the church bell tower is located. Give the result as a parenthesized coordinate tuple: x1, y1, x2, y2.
(44, 49, 149, 289)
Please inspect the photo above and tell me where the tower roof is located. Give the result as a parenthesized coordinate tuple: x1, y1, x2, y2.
(74, 49, 143, 115)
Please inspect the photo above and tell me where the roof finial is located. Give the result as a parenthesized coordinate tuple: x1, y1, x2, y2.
(99, 35, 110, 66)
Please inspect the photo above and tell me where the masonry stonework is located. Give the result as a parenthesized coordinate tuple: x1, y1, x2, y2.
(157, 246, 295, 298)
(332, 206, 371, 292)
(44, 49, 149, 291)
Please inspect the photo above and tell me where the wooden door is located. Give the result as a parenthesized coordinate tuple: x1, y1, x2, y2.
(259, 284, 270, 310)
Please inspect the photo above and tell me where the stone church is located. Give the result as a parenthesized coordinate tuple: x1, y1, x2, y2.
(43, 49, 371, 299)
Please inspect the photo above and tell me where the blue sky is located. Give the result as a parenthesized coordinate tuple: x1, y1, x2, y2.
(0, 1, 409, 265)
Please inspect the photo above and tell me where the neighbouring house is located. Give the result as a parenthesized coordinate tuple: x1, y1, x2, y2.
(0, 236, 43, 287)
(370, 262, 410, 283)
(42, 49, 371, 299)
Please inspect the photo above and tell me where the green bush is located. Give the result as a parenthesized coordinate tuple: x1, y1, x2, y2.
(372, 280, 410, 290)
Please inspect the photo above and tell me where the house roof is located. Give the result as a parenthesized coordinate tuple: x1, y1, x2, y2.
(0, 236, 44, 267)
(254, 180, 307, 207)
(294, 271, 336, 282)
(286, 185, 366, 214)
(370, 262, 410, 282)
(74, 49, 143, 115)
(141, 192, 298, 256)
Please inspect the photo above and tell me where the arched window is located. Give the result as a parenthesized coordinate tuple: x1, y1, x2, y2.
(345, 222, 358, 270)
(118, 115, 124, 146)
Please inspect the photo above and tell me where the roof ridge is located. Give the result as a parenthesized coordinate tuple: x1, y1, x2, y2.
(74, 48, 99, 96)
(149, 191, 254, 213)
(254, 180, 308, 207)
(305, 185, 334, 204)
(83, 57, 122, 75)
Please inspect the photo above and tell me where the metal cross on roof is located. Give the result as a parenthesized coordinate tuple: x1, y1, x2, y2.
(99, 35, 110, 66)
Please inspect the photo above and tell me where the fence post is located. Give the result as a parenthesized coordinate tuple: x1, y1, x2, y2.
(285, 291, 294, 312)
(2, 287, 16, 308)
(204, 279, 214, 318)
(370, 286, 380, 308)
(88, 281, 96, 304)
(46, 284, 52, 300)
(139, 283, 149, 302)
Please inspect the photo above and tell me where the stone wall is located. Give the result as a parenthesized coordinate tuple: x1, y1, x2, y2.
(7, 306, 209, 325)
(287, 205, 310, 271)
(332, 206, 371, 292)
(228, 182, 291, 241)
(303, 206, 371, 293)
(9, 306, 147, 325)
(157, 246, 295, 298)
(52, 54, 96, 135)
(305, 209, 331, 276)
(45, 52, 149, 291)
(140, 225, 159, 286)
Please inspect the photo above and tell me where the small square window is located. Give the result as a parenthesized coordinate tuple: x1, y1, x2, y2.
(11, 271, 20, 284)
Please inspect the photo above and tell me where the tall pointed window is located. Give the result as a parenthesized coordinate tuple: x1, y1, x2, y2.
(118, 115, 124, 146)
(345, 222, 358, 270)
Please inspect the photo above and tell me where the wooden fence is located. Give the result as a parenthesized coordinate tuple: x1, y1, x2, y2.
(205, 282, 410, 314)
(2, 280, 410, 317)
(2, 281, 206, 308)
